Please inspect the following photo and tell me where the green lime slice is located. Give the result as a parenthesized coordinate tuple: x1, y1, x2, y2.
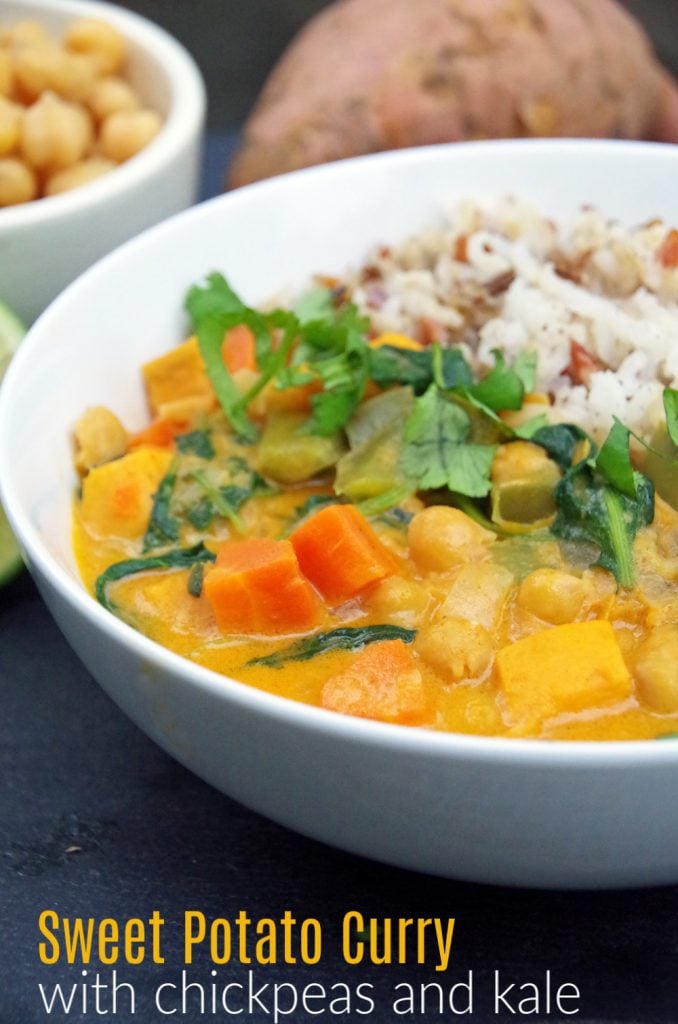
(0, 299, 26, 585)
(0, 298, 26, 378)
(0, 504, 22, 585)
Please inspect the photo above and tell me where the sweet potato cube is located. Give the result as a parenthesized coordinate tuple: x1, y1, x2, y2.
(203, 537, 321, 634)
(80, 447, 173, 540)
(142, 337, 214, 415)
(291, 504, 399, 605)
(496, 620, 632, 724)
(321, 639, 429, 725)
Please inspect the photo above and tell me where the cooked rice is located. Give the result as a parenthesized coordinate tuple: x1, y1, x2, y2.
(347, 197, 678, 440)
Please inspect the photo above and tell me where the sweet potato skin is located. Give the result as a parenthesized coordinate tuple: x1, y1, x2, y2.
(229, 0, 671, 188)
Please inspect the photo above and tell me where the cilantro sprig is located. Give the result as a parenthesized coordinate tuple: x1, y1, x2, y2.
(399, 349, 537, 500)
(401, 385, 496, 497)
(186, 274, 373, 441)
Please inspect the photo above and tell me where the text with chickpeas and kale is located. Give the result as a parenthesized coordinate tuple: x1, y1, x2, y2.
(36, 909, 581, 1018)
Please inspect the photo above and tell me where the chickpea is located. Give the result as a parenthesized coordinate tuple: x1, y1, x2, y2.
(416, 617, 494, 682)
(491, 440, 559, 486)
(74, 406, 128, 474)
(99, 108, 162, 163)
(21, 91, 93, 172)
(0, 97, 22, 155)
(65, 18, 126, 76)
(45, 157, 116, 196)
(517, 568, 590, 625)
(367, 576, 430, 628)
(54, 51, 100, 103)
(86, 75, 139, 122)
(0, 49, 12, 96)
(408, 506, 495, 573)
(13, 43, 62, 102)
(0, 157, 37, 205)
(0, 20, 49, 48)
(13, 43, 99, 104)
(633, 625, 678, 714)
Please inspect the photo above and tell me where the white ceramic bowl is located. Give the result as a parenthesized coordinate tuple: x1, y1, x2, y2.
(2, 140, 678, 889)
(0, 0, 205, 324)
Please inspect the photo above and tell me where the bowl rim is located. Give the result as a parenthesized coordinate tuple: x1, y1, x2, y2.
(2, 136, 678, 768)
(0, 0, 206, 227)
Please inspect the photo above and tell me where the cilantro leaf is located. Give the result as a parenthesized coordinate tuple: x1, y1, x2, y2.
(185, 272, 245, 321)
(514, 351, 538, 392)
(293, 287, 335, 324)
(664, 388, 678, 447)
(401, 385, 496, 497)
(467, 351, 524, 412)
(190, 310, 257, 442)
(590, 419, 637, 499)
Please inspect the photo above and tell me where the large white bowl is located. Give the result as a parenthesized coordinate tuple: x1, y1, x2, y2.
(2, 140, 678, 889)
(0, 0, 205, 324)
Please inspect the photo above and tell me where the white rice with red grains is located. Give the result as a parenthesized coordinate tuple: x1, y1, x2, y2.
(346, 197, 678, 440)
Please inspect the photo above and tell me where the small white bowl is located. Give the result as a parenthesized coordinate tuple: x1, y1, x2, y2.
(2, 140, 678, 889)
(0, 0, 205, 324)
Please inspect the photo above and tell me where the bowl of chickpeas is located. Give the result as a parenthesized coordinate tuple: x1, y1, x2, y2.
(0, 0, 205, 323)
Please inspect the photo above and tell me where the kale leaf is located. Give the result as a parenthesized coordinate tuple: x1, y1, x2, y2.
(246, 625, 417, 668)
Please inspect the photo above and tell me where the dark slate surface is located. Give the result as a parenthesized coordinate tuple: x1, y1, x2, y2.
(2, 132, 678, 1023)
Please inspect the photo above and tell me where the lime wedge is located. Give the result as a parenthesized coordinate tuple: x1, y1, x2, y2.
(0, 504, 22, 585)
(0, 298, 26, 377)
(0, 299, 26, 585)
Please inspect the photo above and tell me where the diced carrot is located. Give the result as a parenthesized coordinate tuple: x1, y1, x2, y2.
(659, 228, 678, 268)
(321, 640, 429, 725)
(128, 418, 179, 449)
(290, 504, 399, 605)
(222, 324, 257, 374)
(203, 537, 321, 634)
(265, 379, 324, 414)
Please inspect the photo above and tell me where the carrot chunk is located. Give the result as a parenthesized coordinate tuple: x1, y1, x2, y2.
(203, 537, 321, 634)
(290, 504, 399, 605)
(321, 640, 429, 725)
(222, 324, 257, 374)
(128, 418, 179, 449)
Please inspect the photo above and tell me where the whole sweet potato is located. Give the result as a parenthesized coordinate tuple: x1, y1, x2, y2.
(229, 0, 678, 188)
